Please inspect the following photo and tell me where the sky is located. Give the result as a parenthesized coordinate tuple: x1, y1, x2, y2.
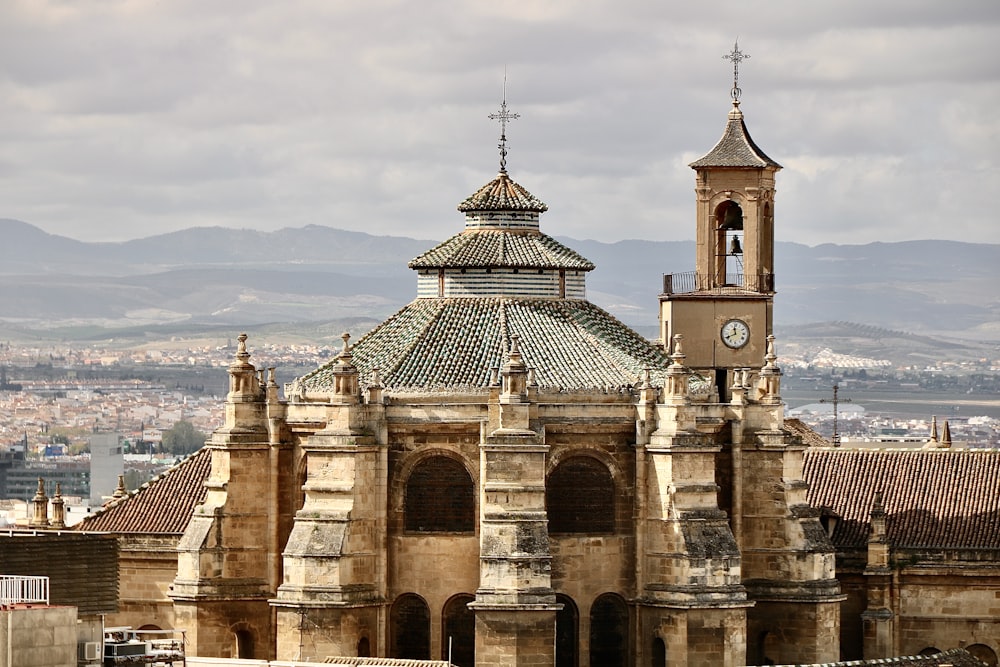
(0, 1, 998, 247)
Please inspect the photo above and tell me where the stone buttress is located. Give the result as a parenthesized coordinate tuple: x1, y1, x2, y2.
(272, 333, 387, 661)
(171, 334, 286, 659)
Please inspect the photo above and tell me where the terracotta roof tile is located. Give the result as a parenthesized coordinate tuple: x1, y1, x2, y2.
(785, 418, 831, 448)
(803, 448, 1000, 550)
(300, 298, 679, 392)
(408, 230, 594, 271)
(73, 448, 211, 534)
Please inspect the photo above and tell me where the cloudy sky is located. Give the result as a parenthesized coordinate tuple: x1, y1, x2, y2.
(1, 0, 998, 247)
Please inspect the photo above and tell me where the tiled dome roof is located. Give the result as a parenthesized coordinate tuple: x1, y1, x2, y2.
(300, 298, 678, 392)
(409, 230, 594, 270)
(457, 171, 548, 212)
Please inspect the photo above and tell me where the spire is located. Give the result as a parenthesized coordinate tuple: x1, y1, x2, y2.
(113, 474, 127, 499)
(691, 40, 781, 170)
(941, 420, 952, 448)
(29, 477, 49, 529)
(488, 71, 519, 173)
(50, 482, 66, 530)
(723, 39, 750, 105)
(930, 415, 939, 443)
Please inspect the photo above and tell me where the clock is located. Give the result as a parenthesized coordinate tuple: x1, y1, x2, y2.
(721, 319, 750, 349)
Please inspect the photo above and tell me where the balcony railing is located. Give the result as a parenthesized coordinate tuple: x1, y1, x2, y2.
(662, 272, 775, 295)
(0, 574, 49, 606)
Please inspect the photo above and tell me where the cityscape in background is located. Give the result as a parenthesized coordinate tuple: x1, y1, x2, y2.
(2, 333, 997, 528)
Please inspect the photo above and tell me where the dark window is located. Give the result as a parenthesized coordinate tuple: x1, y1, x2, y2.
(442, 594, 475, 667)
(968, 644, 998, 667)
(405, 456, 474, 533)
(652, 637, 666, 667)
(390, 594, 430, 659)
(357, 636, 370, 657)
(547, 457, 614, 534)
(234, 629, 254, 659)
(555, 594, 578, 667)
(589, 593, 627, 667)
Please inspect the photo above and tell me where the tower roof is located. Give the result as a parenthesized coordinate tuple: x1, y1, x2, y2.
(689, 103, 781, 169)
(458, 170, 548, 213)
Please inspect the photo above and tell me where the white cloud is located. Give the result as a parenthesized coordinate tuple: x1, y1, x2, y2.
(0, 0, 997, 246)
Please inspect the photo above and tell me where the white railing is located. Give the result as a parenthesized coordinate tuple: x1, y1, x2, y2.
(0, 574, 49, 605)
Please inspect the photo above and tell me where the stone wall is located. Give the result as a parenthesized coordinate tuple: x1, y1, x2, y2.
(0, 605, 76, 667)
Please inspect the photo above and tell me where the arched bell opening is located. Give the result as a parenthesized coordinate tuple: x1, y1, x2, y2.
(714, 200, 744, 287)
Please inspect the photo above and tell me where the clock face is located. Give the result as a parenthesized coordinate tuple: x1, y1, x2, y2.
(721, 319, 750, 349)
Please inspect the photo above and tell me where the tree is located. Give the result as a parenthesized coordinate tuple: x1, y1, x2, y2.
(161, 420, 207, 455)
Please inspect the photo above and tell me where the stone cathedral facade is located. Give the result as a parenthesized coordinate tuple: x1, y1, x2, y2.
(157, 93, 844, 667)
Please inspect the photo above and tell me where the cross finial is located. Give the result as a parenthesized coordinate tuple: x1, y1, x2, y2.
(488, 70, 519, 173)
(723, 39, 750, 102)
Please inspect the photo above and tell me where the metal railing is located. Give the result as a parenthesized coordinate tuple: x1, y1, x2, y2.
(662, 271, 775, 295)
(0, 574, 49, 606)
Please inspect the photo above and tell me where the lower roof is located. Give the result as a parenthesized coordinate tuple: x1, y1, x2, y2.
(804, 447, 1000, 550)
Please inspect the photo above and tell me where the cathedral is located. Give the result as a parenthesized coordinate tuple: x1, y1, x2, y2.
(116, 70, 849, 666)
(67, 62, 1000, 665)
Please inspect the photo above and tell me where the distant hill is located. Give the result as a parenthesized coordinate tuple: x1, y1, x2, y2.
(0, 219, 997, 346)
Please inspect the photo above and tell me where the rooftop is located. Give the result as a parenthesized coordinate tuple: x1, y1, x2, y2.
(804, 448, 1000, 550)
(299, 298, 674, 392)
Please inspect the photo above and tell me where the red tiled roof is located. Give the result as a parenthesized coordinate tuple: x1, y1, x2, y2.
(74, 448, 211, 534)
(804, 448, 1000, 550)
(785, 418, 831, 448)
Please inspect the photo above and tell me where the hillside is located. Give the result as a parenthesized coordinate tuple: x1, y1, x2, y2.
(0, 220, 996, 353)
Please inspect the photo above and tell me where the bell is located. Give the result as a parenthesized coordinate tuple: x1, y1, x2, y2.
(729, 235, 743, 255)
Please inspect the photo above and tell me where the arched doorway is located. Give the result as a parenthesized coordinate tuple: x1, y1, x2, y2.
(390, 593, 430, 659)
(442, 594, 475, 667)
(555, 594, 578, 667)
(589, 593, 628, 667)
(234, 628, 254, 659)
(652, 637, 666, 667)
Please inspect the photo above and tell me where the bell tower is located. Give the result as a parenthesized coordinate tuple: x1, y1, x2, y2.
(659, 41, 780, 399)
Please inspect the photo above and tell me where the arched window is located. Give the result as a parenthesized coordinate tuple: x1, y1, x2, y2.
(547, 457, 614, 534)
(405, 456, 474, 533)
(555, 594, 578, 667)
(442, 594, 475, 667)
(390, 594, 430, 659)
(652, 637, 666, 667)
(357, 636, 371, 657)
(756, 630, 778, 665)
(967, 644, 999, 667)
(589, 593, 627, 667)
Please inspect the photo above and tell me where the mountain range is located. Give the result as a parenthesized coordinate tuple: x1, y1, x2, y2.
(0, 218, 997, 352)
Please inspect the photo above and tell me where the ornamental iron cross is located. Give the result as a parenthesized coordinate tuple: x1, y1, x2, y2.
(723, 39, 750, 102)
(488, 73, 519, 172)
